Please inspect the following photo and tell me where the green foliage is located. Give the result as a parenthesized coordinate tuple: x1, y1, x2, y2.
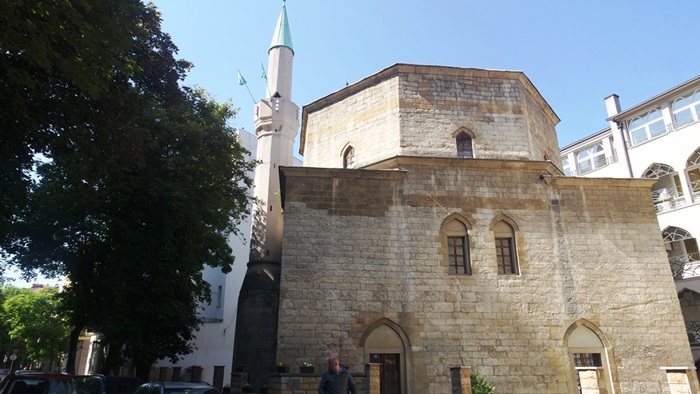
(471, 369, 495, 394)
(1, 0, 254, 376)
(1, 287, 69, 368)
(0, 0, 146, 253)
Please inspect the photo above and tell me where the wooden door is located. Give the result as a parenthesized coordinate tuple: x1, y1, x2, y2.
(370, 353, 401, 394)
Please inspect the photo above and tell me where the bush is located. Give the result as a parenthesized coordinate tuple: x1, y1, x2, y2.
(471, 369, 495, 394)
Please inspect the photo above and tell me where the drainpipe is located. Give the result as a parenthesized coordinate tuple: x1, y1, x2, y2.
(605, 94, 634, 178)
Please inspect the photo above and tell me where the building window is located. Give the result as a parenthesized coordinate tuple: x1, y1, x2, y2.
(566, 322, 613, 394)
(672, 89, 700, 128)
(445, 220, 471, 275)
(643, 163, 675, 179)
(576, 143, 606, 174)
(343, 146, 355, 168)
(687, 148, 700, 200)
(664, 226, 700, 280)
(643, 163, 686, 213)
(628, 107, 667, 145)
(456, 132, 473, 158)
(573, 353, 602, 367)
(493, 221, 518, 274)
(562, 157, 571, 176)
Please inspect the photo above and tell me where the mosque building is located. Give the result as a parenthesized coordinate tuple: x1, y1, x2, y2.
(229, 3, 698, 393)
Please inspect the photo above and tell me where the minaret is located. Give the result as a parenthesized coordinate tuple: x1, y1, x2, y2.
(232, 2, 298, 391)
(250, 0, 299, 263)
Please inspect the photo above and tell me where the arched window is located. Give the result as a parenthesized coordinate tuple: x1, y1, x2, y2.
(643, 163, 676, 179)
(664, 227, 700, 279)
(576, 144, 606, 174)
(672, 89, 700, 128)
(493, 221, 518, 275)
(686, 148, 700, 199)
(628, 107, 666, 145)
(643, 163, 685, 213)
(343, 146, 355, 169)
(445, 220, 471, 275)
(455, 132, 473, 158)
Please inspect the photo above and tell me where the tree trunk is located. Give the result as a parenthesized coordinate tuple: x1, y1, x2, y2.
(65, 324, 83, 375)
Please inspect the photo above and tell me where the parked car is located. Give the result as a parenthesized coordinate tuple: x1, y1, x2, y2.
(0, 371, 78, 394)
(133, 382, 220, 394)
(75, 375, 141, 394)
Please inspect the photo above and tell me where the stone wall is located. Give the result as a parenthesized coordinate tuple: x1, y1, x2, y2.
(300, 64, 562, 170)
(301, 73, 401, 169)
(277, 159, 697, 393)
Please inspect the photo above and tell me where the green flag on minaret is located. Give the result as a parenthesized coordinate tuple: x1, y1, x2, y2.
(237, 71, 247, 86)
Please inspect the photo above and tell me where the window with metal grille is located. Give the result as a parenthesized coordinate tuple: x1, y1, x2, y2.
(448, 236, 471, 275)
(496, 238, 516, 274)
(445, 219, 471, 275)
(447, 237, 471, 275)
(456, 132, 473, 158)
(494, 221, 518, 275)
(573, 353, 602, 367)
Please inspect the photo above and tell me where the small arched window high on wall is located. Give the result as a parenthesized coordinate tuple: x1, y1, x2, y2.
(455, 132, 473, 158)
(493, 221, 518, 275)
(343, 146, 355, 169)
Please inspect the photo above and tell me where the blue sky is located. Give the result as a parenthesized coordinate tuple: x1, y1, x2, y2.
(7, 1, 698, 287)
(150, 0, 700, 151)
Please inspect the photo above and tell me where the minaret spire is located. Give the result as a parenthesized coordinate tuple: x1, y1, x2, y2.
(269, 1, 293, 55)
(232, 3, 299, 389)
(265, 1, 294, 101)
(250, 1, 298, 263)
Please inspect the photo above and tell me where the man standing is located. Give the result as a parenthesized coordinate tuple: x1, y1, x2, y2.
(318, 355, 358, 394)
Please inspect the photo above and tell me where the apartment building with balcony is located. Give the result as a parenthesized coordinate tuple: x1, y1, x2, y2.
(560, 74, 700, 364)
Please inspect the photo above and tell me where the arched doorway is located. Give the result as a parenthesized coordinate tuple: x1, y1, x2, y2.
(361, 319, 410, 394)
(564, 320, 618, 393)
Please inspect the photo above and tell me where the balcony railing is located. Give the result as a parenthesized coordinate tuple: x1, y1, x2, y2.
(687, 321, 700, 346)
(670, 253, 700, 280)
(692, 180, 700, 203)
(568, 156, 618, 176)
(652, 188, 687, 214)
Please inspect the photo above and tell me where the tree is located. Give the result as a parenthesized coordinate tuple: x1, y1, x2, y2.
(1, 287, 70, 371)
(0, 287, 22, 368)
(2, 1, 254, 377)
(0, 0, 145, 252)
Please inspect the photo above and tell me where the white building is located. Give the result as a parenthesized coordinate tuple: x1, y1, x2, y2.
(560, 74, 700, 365)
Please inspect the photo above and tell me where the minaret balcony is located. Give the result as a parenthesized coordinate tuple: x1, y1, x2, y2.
(254, 97, 299, 137)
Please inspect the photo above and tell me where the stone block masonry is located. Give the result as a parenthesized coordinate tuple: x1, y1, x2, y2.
(277, 159, 696, 393)
(300, 64, 562, 170)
